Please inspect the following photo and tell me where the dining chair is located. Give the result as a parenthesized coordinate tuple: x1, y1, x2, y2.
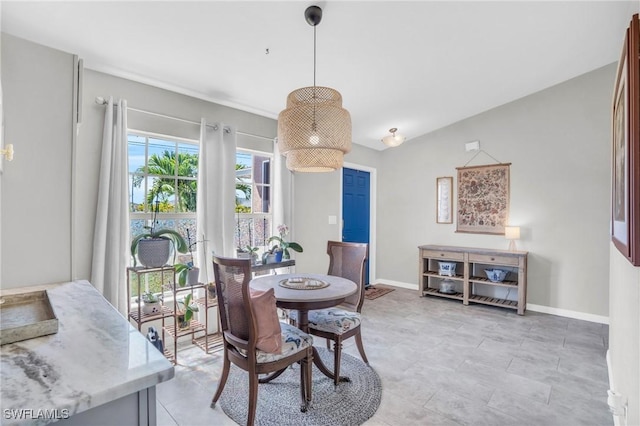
(210, 256, 313, 425)
(306, 241, 369, 386)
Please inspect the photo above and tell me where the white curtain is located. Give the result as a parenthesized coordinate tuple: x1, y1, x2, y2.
(272, 138, 285, 228)
(91, 97, 130, 314)
(196, 120, 237, 284)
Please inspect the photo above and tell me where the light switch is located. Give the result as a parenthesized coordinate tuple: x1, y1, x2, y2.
(328, 215, 337, 225)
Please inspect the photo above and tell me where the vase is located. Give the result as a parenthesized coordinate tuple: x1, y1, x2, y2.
(275, 250, 283, 262)
(137, 238, 171, 267)
(187, 267, 200, 285)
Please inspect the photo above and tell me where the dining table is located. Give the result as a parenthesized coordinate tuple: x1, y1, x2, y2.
(250, 272, 357, 383)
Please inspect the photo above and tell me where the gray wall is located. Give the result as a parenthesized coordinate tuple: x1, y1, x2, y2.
(295, 63, 615, 320)
(1, 34, 74, 288)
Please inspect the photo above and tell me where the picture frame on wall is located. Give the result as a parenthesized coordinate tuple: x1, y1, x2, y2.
(436, 177, 453, 224)
(456, 163, 510, 235)
(611, 14, 639, 266)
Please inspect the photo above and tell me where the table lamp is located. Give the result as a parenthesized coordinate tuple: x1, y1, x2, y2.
(505, 226, 520, 251)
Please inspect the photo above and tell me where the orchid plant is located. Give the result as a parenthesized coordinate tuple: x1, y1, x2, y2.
(267, 224, 303, 259)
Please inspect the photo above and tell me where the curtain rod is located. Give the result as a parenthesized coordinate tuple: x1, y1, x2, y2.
(95, 96, 275, 141)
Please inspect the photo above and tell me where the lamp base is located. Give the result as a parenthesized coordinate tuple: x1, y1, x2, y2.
(508, 240, 517, 251)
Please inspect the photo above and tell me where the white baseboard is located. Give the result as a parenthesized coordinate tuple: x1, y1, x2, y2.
(374, 279, 418, 291)
(374, 279, 610, 325)
(526, 303, 609, 324)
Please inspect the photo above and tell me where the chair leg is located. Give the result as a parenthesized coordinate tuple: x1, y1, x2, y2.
(354, 330, 369, 364)
(247, 373, 259, 426)
(333, 337, 342, 387)
(306, 348, 313, 404)
(211, 352, 231, 408)
(299, 351, 311, 412)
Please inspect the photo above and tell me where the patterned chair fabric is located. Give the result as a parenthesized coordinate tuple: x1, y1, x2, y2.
(238, 322, 313, 363)
(290, 308, 361, 334)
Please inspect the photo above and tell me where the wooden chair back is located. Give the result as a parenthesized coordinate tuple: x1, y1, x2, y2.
(326, 241, 368, 312)
(213, 256, 255, 353)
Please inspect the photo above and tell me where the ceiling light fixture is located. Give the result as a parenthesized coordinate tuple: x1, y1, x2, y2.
(382, 128, 406, 147)
(277, 5, 352, 172)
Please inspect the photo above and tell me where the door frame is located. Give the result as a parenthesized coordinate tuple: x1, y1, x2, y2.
(340, 162, 377, 284)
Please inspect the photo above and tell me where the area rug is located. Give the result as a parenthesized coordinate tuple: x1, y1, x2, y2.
(219, 347, 381, 425)
(364, 285, 395, 300)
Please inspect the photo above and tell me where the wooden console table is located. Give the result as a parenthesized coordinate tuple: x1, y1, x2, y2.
(418, 245, 528, 315)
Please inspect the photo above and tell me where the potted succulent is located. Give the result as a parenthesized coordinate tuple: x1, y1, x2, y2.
(140, 291, 163, 315)
(176, 293, 199, 330)
(267, 224, 303, 260)
(130, 201, 188, 267)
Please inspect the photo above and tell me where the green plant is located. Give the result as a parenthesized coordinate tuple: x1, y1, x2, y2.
(177, 293, 199, 323)
(174, 229, 199, 286)
(130, 199, 188, 267)
(141, 291, 162, 304)
(267, 224, 303, 259)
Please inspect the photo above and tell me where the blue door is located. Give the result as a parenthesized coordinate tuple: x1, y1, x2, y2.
(342, 168, 370, 286)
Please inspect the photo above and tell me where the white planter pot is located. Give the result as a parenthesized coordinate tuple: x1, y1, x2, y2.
(142, 301, 161, 315)
(137, 238, 171, 268)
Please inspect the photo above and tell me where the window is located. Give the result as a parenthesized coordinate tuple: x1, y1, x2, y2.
(235, 150, 273, 254)
(127, 134, 274, 296)
(128, 132, 199, 296)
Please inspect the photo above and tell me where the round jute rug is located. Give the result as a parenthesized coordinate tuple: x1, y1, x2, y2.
(219, 347, 382, 425)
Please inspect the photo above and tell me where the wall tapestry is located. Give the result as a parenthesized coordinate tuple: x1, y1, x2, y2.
(456, 163, 510, 234)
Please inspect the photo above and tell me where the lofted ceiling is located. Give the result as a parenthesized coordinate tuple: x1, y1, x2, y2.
(1, 1, 637, 150)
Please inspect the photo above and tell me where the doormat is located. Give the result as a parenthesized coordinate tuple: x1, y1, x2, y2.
(364, 285, 395, 300)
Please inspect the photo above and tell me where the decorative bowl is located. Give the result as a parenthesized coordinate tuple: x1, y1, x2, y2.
(438, 262, 457, 277)
(485, 269, 508, 282)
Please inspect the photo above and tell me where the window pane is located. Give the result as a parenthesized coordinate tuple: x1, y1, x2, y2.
(131, 219, 147, 240)
(128, 135, 146, 174)
(178, 143, 199, 176)
(129, 174, 145, 212)
(177, 219, 197, 250)
(176, 178, 197, 212)
(148, 176, 176, 212)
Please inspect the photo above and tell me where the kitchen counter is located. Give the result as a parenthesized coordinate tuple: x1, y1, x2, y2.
(0, 280, 174, 425)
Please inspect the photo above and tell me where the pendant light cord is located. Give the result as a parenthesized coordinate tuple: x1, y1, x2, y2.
(313, 24, 317, 87)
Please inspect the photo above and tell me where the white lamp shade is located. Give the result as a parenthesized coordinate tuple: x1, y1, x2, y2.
(382, 133, 405, 147)
(504, 226, 521, 240)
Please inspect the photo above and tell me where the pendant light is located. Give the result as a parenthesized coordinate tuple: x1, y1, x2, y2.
(277, 5, 352, 172)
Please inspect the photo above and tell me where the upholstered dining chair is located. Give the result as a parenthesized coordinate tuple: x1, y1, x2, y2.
(210, 256, 313, 426)
(305, 241, 369, 386)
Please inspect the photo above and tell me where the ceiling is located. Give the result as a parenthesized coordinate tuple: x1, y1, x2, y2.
(2, 1, 637, 150)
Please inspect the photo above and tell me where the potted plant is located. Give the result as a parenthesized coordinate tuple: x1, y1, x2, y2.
(176, 293, 199, 330)
(175, 230, 200, 286)
(206, 283, 217, 300)
(267, 224, 303, 260)
(140, 291, 163, 315)
(237, 245, 259, 264)
(262, 246, 282, 264)
(130, 201, 188, 267)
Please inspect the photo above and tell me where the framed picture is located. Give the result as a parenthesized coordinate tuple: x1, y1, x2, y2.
(456, 163, 510, 234)
(611, 14, 639, 266)
(436, 177, 453, 223)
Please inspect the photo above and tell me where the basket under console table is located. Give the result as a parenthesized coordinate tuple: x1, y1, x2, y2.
(418, 245, 528, 315)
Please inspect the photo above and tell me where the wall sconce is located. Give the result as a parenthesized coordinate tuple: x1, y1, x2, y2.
(1, 144, 14, 161)
(504, 226, 520, 251)
(382, 128, 405, 147)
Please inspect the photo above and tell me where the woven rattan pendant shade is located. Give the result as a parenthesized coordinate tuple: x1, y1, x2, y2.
(278, 86, 351, 172)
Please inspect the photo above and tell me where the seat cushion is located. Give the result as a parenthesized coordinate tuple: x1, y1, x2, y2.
(291, 308, 361, 335)
(237, 322, 313, 364)
(250, 288, 282, 353)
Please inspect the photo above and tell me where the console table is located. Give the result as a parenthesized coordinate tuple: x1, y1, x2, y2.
(418, 245, 528, 315)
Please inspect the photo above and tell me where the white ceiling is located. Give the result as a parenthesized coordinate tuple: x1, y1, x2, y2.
(2, 1, 637, 150)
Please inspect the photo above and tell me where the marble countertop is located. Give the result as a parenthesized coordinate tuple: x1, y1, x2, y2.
(0, 280, 175, 425)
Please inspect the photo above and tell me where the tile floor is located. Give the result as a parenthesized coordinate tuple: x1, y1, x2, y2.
(155, 286, 611, 426)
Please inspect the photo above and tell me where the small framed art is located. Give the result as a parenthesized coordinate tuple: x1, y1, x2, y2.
(436, 177, 453, 224)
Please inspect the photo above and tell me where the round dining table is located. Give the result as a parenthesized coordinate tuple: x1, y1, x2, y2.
(250, 273, 357, 382)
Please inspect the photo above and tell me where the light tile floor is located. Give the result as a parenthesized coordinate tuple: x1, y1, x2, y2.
(156, 286, 611, 426)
